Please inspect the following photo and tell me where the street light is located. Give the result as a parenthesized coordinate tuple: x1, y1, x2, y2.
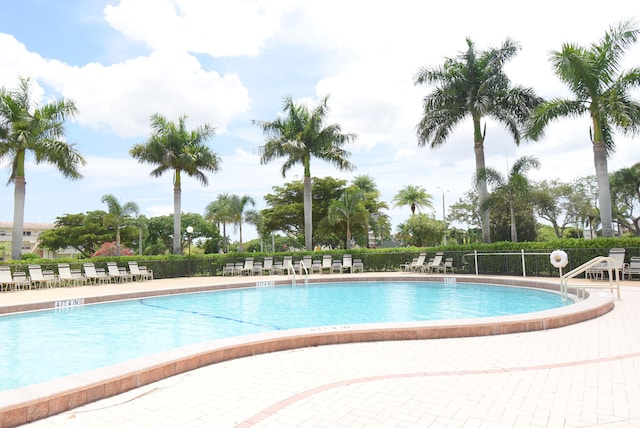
(436, 187, 448, 245)
(186, 226, 194, 276)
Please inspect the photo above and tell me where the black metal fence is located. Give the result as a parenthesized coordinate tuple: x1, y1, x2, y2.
(5, 247, 640, 279)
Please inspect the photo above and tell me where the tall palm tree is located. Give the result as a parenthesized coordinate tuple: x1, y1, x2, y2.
(392, 185, 433, 215)
(204, 193, 234, 253)
(526, 20, 640, 238)
(352, 174, 390, 246)
(477, 156, 540, 242)
(254, 95, 356, 250)
(0, 77, 85, 260)
(328, 187, 368, 249)
(130, 113, 221, 254)
(101, 194, 140, 256)
(228, 194, 256, 252)
(415, 38, 541, 243)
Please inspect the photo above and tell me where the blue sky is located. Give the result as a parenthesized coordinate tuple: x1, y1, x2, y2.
(1, 0, 639, 243)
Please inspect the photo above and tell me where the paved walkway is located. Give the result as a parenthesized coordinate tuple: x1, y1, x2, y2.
(13, 277, 640, 427)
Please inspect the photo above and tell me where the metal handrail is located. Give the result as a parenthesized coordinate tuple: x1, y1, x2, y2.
(560, 256, 621, 300)
(298, 260, 309, 286)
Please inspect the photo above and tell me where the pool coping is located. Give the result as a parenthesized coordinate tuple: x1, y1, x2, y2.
(0, 275, 614, 428)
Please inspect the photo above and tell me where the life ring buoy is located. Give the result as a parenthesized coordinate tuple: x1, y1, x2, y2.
(550, 250, 568, 268)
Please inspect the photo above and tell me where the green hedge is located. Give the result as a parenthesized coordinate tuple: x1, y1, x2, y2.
(3, 237, 639, 279)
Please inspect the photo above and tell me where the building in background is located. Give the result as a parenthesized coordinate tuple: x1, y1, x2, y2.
(0, 222, 78, 260)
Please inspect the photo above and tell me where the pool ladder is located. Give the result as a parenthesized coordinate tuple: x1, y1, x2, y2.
(559, 256, 621, 300)
(285, 259, 309, 286)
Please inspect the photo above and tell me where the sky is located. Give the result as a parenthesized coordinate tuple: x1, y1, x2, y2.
(1, 0, 639, 244)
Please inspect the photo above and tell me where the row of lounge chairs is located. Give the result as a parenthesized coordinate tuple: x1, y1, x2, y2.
(401, 252, 453, 274)
(0, 262, 153, 292)
(222, 254, 364, 276)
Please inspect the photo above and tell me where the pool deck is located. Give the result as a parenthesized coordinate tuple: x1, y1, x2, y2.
(3, 273, 640, 427)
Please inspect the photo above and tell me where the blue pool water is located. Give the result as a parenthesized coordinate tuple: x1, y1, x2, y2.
(0, 281, 570, 391)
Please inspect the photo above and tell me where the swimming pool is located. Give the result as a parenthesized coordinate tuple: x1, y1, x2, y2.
(0, 280, 570, 392)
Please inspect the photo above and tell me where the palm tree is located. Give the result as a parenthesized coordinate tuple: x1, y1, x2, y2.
(328, 187, 368, 249)
(101, 194, 140, 256)
(204, 193, 234, 253)
(228, 194, 256, 252)
(254, 95, 356, 250)
(476, 156, 540, 242)
(415, 38, 542, 243)
(392, 185, 433, 215)
(352, 174, 390, 246)
(526, 20, 640, 238)
(130, 113, 221, 254)
(0, 77, 86, 260)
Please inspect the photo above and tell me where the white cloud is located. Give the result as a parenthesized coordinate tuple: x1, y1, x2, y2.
(103, 0, 296, 57)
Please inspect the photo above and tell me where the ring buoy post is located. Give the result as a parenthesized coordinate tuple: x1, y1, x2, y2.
(550, 250, 569, 277)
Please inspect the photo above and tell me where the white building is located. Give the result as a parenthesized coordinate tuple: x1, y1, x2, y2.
(0, 222, 77, 260)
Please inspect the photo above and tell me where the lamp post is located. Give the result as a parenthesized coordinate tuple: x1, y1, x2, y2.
(436, 187, 447, 245)
(186, 226, 193, 276)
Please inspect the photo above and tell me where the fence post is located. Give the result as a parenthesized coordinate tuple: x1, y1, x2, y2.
(474, 250, 478, 275)
(521, 249, 526, 277)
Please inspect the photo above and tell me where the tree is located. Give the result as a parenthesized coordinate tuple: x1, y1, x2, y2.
(415, 38, 541, 243)
(404, 214, 445, 247)
(352, 174, 390, 247)
(526, 20, 640, 238)
(327, 187, 368, 249)
(448, 190, 482, 230)
(392, 185, 433, 215)
(100, 194, 140, 256)
(130, 113, 221, 254)
(254, 95, 356, 250)
(610, 163, 640, 235)
(228, 194, 256, 252)
(38, 211, 113, 258)
(204, 194, 234, 252)
(531, 180, 576, 238)
(261, 176, 346, 247)
(0, 77, 86, 260)
(144, 213, 216, 255)
(570, 176, 600, 238)
(477, 156, 540, 242)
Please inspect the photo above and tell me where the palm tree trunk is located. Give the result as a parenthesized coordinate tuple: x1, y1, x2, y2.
(11, 177, 26, 260)
(173, 171, 182, 254)
(116, 227, 121, 256)
(593, 140, 614, 237)
(474, 140, 491, 243)
(303, 175, 313, 250)
(509, 202, 518, 242)
(346, 222, 352, 249)
(238, 222, 244, 252)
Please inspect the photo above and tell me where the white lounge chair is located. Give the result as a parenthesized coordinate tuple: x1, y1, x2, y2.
(402, 253, 426, 272)
(58, 263, 83, 286)
(311, 258, 322, 274)
(586, 248, 627, 280)
(626, 257, 640, 280)
(341, 254, 353, 273)
(107, 262, 132, 283)
(128, 261, 154, 280)
(422, 253, 444, 273)
(28, 265, 56, 288)
(240, 258, 254, 276)
(283, 256, 294, 274)
(262, 257, 274, 275)
(83, 263, 108, 284)
(298, 256, 312, 275)
(0, 266, 29, 291)
(321, 255, 333, 274)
